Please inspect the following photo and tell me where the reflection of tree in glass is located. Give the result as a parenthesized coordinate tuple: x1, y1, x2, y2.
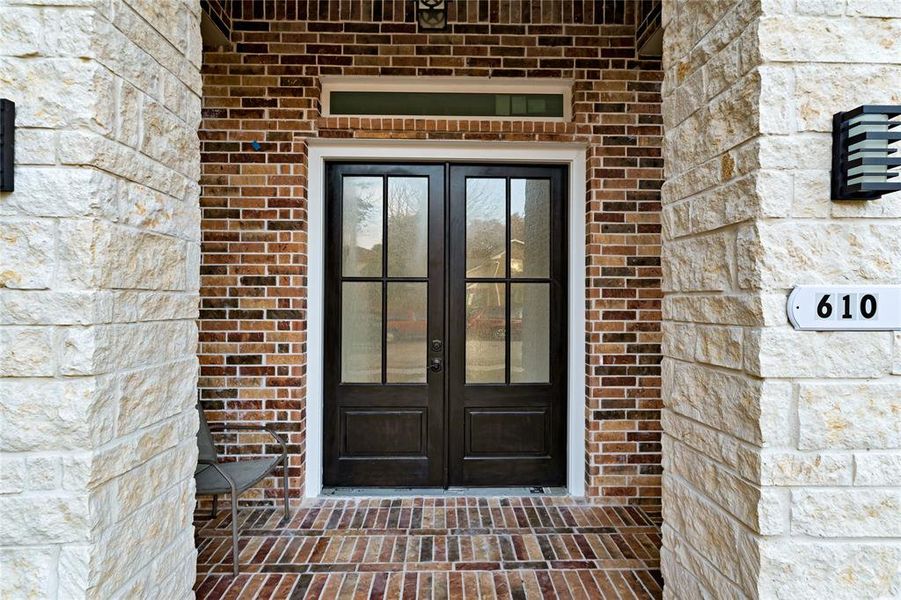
(466, 178, 506, 278)
(343, 177, 382, 276)
(388, 178, 428, 277)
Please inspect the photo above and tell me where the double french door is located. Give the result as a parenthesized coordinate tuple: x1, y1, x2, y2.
(324, 162, 567, 487)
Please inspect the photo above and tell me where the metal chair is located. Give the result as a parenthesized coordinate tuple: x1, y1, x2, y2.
(194, 404, 290, 576)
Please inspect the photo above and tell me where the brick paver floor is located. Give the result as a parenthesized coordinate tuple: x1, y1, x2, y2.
(194, 496, 662, 599)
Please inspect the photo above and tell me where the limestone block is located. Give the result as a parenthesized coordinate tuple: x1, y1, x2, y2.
(687, 174, 764, 235)
(662, 474, 760, 595)
(694, 324, 743, 369)
(664, 358, 793, 445)
(0, 57, 113, 132)
(59, 325, 107, 376)
(846, 0, 901, 17)
(58, 131, 189, 200)
(794, 64, 901, 133)
(125, 0, 191, 54)
(140, 98, 200, 179)
(792, 489, 901, 537)
(56, 219, 104, 289)
(0, 492, 91, 545)
(746, 328, 893, 378)
(664, 436, 766, 532)
(759, 16, 901, 63)
(115, 440, 196, 518)
(111, 291, 199, 322)
(118, 358, 197, 436)
(0, 547, 57, 598)
(662, 321, 695, 361)
(794, 0, 844, 16)
(0, 290, 111, 325)
(662, 526, 748, 600)
(791, 169, 832, 218)
(0, 455, 26, 494)
(760, 452, 853, 486)
(662, 293, 766, 327)
(0, 327, 54, 376)
(663, 410, 748, 478)
(14, 129, 57, 165)
(758, 65, 795, 134)
(26, 455, 61, 491)
(740, 221, 901, 289)
(99, 3, 201, 96)
(797, 381, 901, 450)
(57, 544, 91, 599)
(186, 241, 201, 290)
(122, 181, 199, 239)
(62, 409, 197, 491)
(760, 540, 901, 599)
(0, 219, 55, 289)
(855, 453, 901, 486)
(662, 232, 734, 292)
(757, 134, 832, 171)
(662, 201, 690, 241)
(92, 479, 194, 598)
(0, 377, 116, 451)
(104, 228, 189, 291)
(0, 167, 118, 218)
(894, 332, 901, 375)
(661, 158, 719, 204)
(0, 7, 45, 57)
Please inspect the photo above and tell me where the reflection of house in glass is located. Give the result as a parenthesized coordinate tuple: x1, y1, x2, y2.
(464, 178, 551, 383)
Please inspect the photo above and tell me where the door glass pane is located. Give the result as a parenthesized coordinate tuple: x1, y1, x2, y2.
(466, 178, 506, 278)
(511, 283, 549, 383)
(510, 179, 550, 278)
(342, 176, 383, 277)
(465, 282, 506, 383)
(341, 282, 382, 383)
(387, 177, 429, 277)
(387, 282, 427, 383)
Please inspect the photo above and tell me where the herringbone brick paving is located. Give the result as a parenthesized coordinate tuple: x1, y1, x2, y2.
(195, 496, 662, 598)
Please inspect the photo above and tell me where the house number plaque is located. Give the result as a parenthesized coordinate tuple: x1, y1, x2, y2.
(787, 285, 901, 331)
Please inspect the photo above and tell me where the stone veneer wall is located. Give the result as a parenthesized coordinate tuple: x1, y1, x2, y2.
(0, 0, 202, 597)
(661, 0, 901, 598)
(199, 0, 664, 506)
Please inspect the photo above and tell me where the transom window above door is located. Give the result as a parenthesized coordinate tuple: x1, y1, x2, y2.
(320, 76, 572, 121)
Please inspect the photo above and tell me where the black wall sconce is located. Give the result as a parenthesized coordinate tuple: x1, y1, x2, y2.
(416, 0, 448, 31)
(832, 104, 900, 200)
(0, 99, 13, 192)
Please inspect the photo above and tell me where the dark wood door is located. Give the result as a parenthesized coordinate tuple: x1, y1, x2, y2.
(325, 162, 566, 487)
(324, 163, 446, 486)
(448, 165, 567, 486)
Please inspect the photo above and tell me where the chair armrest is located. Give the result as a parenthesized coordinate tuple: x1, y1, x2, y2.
(208, 425, 288, 463)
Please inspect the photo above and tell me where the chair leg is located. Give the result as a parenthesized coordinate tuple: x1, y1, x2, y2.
(282, 463, 290, 521)
(211, 495, 218, 519)
(230, 494, 239, 577)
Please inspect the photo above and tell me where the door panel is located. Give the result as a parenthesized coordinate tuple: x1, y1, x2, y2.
(325, 162, 566, 488)
(448, 165, 567, 486)
(324, 163, 445, 487)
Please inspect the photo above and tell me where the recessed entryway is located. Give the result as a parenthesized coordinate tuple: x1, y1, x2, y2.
(323, 162, 568, 488)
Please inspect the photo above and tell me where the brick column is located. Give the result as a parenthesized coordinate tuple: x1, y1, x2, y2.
(661, 0, 901, 598)
(0, 1, 201, 597)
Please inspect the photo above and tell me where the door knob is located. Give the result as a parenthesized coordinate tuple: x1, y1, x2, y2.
(428, 358, 443, 373)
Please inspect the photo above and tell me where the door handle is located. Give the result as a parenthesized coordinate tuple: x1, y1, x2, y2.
(428, 358, 443, 373)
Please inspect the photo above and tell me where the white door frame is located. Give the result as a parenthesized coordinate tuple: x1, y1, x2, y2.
(305, 139, 587, 497)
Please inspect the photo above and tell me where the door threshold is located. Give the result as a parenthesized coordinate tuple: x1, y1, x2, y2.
(320, 486, 569, 498)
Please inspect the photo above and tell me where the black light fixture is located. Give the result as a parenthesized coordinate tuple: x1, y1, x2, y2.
(416, 0, 448, 31)
(832, 104, 901, 200)
(0, 99, 13, 192)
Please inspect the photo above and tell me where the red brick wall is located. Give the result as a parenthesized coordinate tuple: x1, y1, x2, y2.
(199, 0, 663, 507)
